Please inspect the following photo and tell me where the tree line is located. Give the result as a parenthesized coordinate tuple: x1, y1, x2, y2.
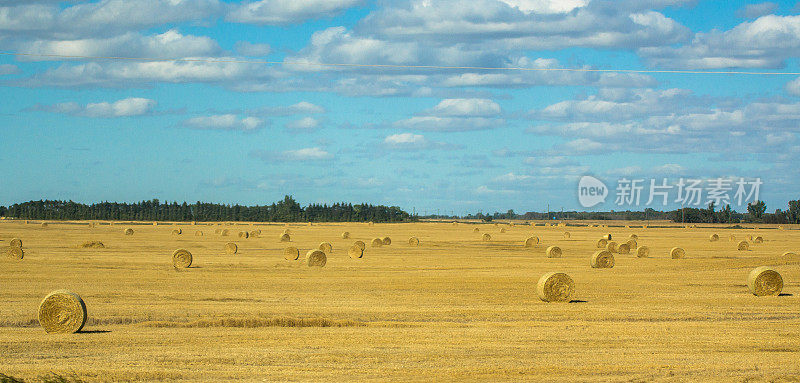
(0, 196, 414, 223)
(667, 200, 800, 224)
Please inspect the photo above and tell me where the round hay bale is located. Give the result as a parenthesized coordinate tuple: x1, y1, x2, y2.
(368, 221, 374, 226)
(319, 242, 333, 253)
(124, 228, 134, 236)
(221, 229, 230, 236)
(602, 234, 612, 240)
(172, 249, 192, 268)
(754, 236, 764, 244)
(238, 231, 249, 239)
(737, 241, 750, 251)
(371, 238, 383, 247)
(536, 272, 575, 303)
(625, 239, 637, 249)
(341, 232, 350, 239)
(709, 234, 719, 242)
(482, 233, 491, 242)
(9, 238, 22, 248)
(590, 250, 615, 268)
(41, 222, 48, 228)
(382, 237, 392, 246)
(473, 227, 480, 233)
(670, 247, 686, 259)
(5, 246, 23, 260)
(500, 228, 507, 233)
(596, 238, 608, 248)
(283, 246, 299, 261)
(348, 245, 364, 259)
(38, 290, 87, 334)
(747, 266, 783, 296)
(172, 228, 182, 235)
(195, 231, 204, 237)
(249, 230, 258, 238)
(606, 241, 619, 253)
(563, 232, 570, 239)
(629, 234, 638, 240)
(408, 236, 420, 246)
(353, 240, 366, 251)
(224, 242, 238, 255)
(78, 241, 105, 249)
(524, 237, 539, 247)
(214, 229, 222, 235)
(636, 246, 650, 258)
(305, 249, 327, 267)
(452, 221, 458, 226)
(282, 229, 291, 235)
(545, 246, 562, 258)
(617, 243, 631, 254)
(782, 251, 797, 257)
(279, 233, 291, 242)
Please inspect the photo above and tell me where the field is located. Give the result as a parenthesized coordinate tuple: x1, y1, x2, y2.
(1, 219, 798, 382)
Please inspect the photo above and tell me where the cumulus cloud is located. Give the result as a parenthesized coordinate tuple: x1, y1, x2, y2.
(250, 102, 325, 116)
(285, 116, 321, 131)
(427, 99, 501, 117)
(392, 98, 505, 132)
(183, 114, 265, 132)
(32, 97, 156, 117)
(227, 0, 365, 25)
(251, 147, 333, 162)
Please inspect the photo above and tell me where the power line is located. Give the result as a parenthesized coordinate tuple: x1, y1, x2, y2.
(2, 51, 800, 76)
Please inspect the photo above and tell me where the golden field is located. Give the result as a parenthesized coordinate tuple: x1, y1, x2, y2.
(1, 219, 798, 382)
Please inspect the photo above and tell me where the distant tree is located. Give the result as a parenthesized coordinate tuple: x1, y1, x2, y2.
(747, 200, 767, 221)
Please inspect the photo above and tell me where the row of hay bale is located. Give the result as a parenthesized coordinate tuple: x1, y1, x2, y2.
(4, 237, 24, 260)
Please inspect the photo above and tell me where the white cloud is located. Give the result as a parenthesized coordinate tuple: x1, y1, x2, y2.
(250, 101, 326, 116)
(493, 172, 533, 182)
(183, 114, 265, 132)
(285, 116, 321, 131)
(227, 0, 364, 25)
(737, 2, 778, 19)
(385, 133, 427, 145)
(429, 99, 501, 117)
(498, 0, 587, 14)
(282, 147, 333, 161)
(787, 77, 800, 96)
(393, 116, 500, 132)
(234, 41, 271, 57)
(34, 97, 156, 117)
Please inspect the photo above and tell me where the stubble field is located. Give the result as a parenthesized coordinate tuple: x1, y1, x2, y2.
(1, 219, 798, 382)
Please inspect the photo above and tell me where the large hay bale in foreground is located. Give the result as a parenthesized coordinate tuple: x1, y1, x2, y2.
(738, 241, 749, 251)
(306, 250, 327, 267)
(408, 236, 420, 246)
(319, 242, 333, 253)
(590, 250, 615, 268)
(225, 242, 238, 255)
(348, 245, 364, 259)
(546, 246, 562, 258)
(38, 290, 87, 334)
(341, 232, 350, 239)
(670, 247, 686, 259)
(636, 246, 650, 258)
(524, 237, 539, 248)
(709, 234, 719, 242)
(354, 240, 366, 251)
(536, 272, 575, 302)
(172, 249, 193, 268)
(172, 228, 182, 235)
(606, 241, 619, 253)
(382, 237, 392, 246)
(5, 246, 23, 260)
(482, 233, 491, 242)
(284, 247, 299, 261)
(596, 238, 608, 248)
(747, 266, 783, 296)
(617, 243, 630, 254)
(753, 236, 764, 244)
(563, 232, 570, 239)
(124, 228, 134, 236)
(9, 238, 22, 248)
(279, 233, 291, 242)
(371, 238, 383, 248)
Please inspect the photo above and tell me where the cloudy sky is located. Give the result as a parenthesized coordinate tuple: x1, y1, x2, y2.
(2, 0, 800, 215)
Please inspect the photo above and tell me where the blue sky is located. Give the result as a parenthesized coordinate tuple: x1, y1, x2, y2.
(2, 0, 800, 215)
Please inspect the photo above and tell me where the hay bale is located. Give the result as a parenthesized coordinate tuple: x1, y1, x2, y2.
(354, 240, 366, 251)
(596, 238, 608, 248)
(9, 238, 22, 248)
(172, 249, 193, 268)
(5, 246, 23, 260)
(602, 234, 612, 240)
(606, 241, 619, 253)
(368, 221, 374, 226)
(305, 249, 327, 267)
(524, 237, 540, 247)
(124, 228, 134, 236)
(381, 236, 392, 246)
(625, 239, 637, 249)
(221, 229, 230, 236)
(782, 251, 798, 257)
(279, 233, 291, 242)
(636, 246, 650, 258)
(546, 246, 562, 258)
(319, 242, 333, 253)
(629, 234, 638, 240)
(590, 250, 615, 268)
(284, 247, 299, 261)
(348, 245, 364, 259)
(225, 242, 238, 255)
(249, 230, 259, 238)
(709, 234, 719, 242)
(172, 228, 182, 235)
(737, 241, 749, 251)
(79, 241, 105, 249)
(238, 231, 249, 239)
(371, 238, 383, 248)
(41, 222, 48, 228)
(754, 236, 764, 243)
(37, 290, 87, 334)
(730, 234, 736, 242)
(408, 236, 420, 246)
(747, 266, 783, 296)
(482, 233, 491, 241)
(282, 229, 291, 235)
(214, 229, 222, 235)
(617, 243, 630, 254)
(670, 247, 686, 259)
(500, 228, 507, 233)
(341, 232, 350, 239)
(563, 232, 570, 239)
(195, 231, 204, 237)
(473, 227, 480, 233)
(536, 272, 575, 302)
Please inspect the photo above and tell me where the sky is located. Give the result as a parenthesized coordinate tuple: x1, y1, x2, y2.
(1, 0, 800, 215)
